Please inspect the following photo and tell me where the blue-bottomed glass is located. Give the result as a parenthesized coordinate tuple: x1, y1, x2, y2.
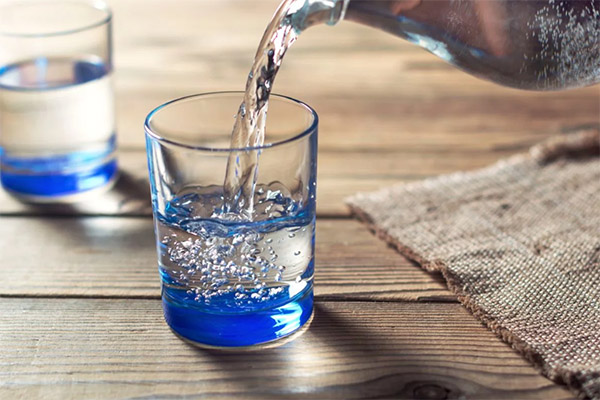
(145, 92, 318, 348)
(0, 1, 117, 201)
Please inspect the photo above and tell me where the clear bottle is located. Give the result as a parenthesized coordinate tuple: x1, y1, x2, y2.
(297, 0, 600, 90)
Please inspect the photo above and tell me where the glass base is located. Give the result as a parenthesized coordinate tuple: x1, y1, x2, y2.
(1, 158, 118, 202)
(163, 286, 314, 349)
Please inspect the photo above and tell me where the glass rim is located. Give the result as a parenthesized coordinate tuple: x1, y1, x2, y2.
(144, 91, 319, 153)
(0, 0, 112, 38)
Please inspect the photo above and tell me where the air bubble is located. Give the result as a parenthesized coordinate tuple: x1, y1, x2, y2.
(160, 185, 312, 305)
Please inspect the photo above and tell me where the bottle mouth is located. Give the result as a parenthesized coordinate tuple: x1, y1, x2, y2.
(334, 0, 350, 24)
(291, 0, 350, 32)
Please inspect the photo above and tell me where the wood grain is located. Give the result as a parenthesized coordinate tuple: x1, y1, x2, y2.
(0, 1, 595, 397)
(0, 140, 571, 217)
(2, 2, 597, 217)
(0, 298, 573, 399)
(0, 217, 450, 301)
(106, 0, 599, 150)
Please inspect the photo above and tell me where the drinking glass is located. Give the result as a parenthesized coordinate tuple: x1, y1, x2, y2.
(145, 92, 317, 348)
(0, 0, 117, 201)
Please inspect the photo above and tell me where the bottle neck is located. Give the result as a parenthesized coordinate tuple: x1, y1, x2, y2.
(291, 0, 350, 32)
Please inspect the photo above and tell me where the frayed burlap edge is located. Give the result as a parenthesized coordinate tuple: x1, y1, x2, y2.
(347, 128, 600, 400)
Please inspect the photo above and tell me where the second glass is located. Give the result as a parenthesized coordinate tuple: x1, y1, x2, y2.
(145, 92, 318, 348)
(0, 0, 117, 201)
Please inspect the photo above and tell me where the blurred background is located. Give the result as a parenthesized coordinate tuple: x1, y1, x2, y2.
(107, 0, 599, 213)
(2, 0, 597, 214)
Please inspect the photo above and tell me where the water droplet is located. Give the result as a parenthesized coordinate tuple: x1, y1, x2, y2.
(288, 233, 295, 238)
(294, 251, 301, 256)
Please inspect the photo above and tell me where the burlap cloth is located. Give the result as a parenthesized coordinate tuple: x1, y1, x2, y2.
(346, 128, 600, 399)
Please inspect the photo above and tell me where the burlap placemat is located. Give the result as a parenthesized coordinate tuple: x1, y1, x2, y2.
(346, 128, 600, 400)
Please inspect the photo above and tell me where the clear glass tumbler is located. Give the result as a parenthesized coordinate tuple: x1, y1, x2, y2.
(0, 0, 117, 201)
(145, 92, 317, 348)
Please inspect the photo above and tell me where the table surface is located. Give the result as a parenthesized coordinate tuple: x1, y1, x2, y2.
(1, 1, 598, 398)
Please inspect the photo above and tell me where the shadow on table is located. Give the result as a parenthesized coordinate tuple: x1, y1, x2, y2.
(5, 170, 156, 258)
(185, 302, 469, 399)
(1, 169, 152, 216)
(9, 199, 155, 261)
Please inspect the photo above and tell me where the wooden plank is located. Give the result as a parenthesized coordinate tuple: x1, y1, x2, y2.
(115, 88, 599, 151)
(0, 298, 573, 399)
(106, 0, 600, 149)
(0, 217, 450, 301)
(3, 1, 597, 217)
(107, 0, 600, 102)
(0, 143, 545, 217)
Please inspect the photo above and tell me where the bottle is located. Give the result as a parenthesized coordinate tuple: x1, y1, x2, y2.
(295, 0, 600, 90)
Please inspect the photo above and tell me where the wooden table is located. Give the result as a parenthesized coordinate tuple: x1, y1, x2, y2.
(1, 1, 598, 398)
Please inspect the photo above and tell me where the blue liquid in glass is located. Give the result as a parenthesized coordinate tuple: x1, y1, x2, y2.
(155, 186, 315, 347)
(0, 57, 117, 200)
